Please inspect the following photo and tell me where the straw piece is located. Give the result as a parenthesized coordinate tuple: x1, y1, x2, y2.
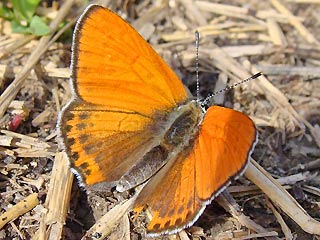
(285, 0, 320, 2)
(255, 65, 320, 76)
(221, 44, 276, 57)
(0, 130, 56, 158)
(302, 185, 320, 197)
(270, 0, 320, 45)
(31, 109, 51, 127)
(132, 2, 167, 31)
(82, 197, 135, 240)
(0, 193, 39, 229)
(177, 230, 191, 240)
(267, 18, 288, 46)
(195, 1, 258, 21)
(246, 159, 320, 235)
(213, 73, 228, 105)
(37, 152, 73, 240)
(0, 65, 69, 79)
(217, 192, 280, 240)
(0, 35, 36, 59)
(266, 199, 294, 240)
(161, 23, 266, 42)
(179, 0, 208, 26)
(257, 9, 305, 23)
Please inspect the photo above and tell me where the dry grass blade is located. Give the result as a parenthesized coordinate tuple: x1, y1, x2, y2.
(255, 65, 320, 76)
(270, 0, 320, 45)
(217, 192, 280, 240)
(267, 18, 288, 46)
(219, 44, 276, 58)
(245, 159, 320, 235)
(0, 35, 36, 59)
(82, 197, 135, 240)
(179, 0, 208, 25)
(266, 199, 294, 240)
(0, 193, 39, 229)
(195, 1, 261, 22)
(0, 130, 56, 157)
(131, 1, 168, 31)
(36, 153, 73, 240)
(0, 65, 69, 80)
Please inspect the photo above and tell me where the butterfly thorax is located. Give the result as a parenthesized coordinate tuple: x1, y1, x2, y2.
(162, 101, 204, 152)
(117, 101, 204, 192)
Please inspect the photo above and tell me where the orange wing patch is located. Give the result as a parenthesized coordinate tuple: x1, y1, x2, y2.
(195, 106, 257, 200)
(134, 147, 203, 235)
(73, 5, 188, 116)
(60, 101, 157, 187)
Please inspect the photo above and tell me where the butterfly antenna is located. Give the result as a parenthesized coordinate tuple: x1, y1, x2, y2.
(195, 31, 200, 102)
(202, 72, 263, 106)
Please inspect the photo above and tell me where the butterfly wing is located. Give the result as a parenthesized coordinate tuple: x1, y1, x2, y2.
(72, 5, 187, 114)
(134, 106, 257, 235)
(58, 5, 188, 188)
(195, 106, 257, 200)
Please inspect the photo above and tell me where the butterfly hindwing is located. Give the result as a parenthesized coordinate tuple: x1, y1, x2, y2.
(195, 106, 257, 200)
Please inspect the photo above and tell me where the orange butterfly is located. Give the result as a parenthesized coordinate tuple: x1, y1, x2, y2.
(58, 4, 257, 236)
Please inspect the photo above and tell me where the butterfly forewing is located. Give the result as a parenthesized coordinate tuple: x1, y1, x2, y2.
(59, 5, 189, 189)
(73, 5, 188, 115)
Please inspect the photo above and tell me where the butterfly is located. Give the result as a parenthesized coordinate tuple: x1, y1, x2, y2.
(57, 4, 257, 236)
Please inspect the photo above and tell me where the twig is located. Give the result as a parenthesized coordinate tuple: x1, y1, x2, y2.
(0, 193, 39, 229)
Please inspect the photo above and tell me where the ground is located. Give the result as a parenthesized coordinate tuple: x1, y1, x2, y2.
(0, 1, 319, 240)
